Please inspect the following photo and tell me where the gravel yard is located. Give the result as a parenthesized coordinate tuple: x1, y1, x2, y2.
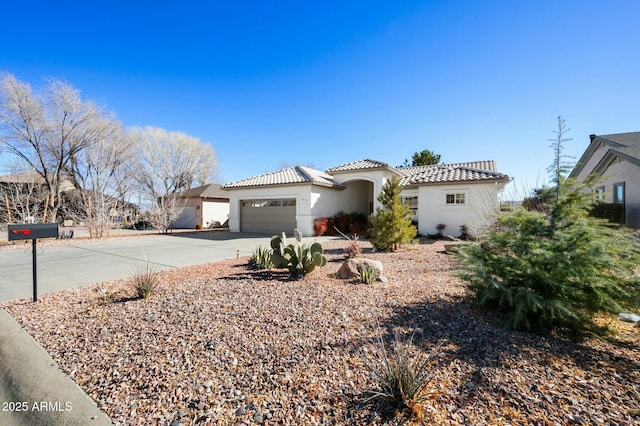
(3, 239, 639, 425)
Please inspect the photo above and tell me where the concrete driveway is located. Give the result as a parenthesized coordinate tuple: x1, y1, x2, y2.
(0, 231, 335, 302)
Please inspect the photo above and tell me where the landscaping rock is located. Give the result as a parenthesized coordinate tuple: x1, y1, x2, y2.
(337, 258, 383, 279)
(618, 312, 640, 323)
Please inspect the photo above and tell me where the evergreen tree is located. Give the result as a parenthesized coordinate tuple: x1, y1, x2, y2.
(369, 176, 417, 251)
(400, 149, 441, 167)
(457, 117, 640, 334)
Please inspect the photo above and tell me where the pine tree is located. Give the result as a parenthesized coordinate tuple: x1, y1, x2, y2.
(457, 117, 640, 334)
(369, 176, 417, 251)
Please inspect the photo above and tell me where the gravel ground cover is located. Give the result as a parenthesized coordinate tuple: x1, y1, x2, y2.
(3, 239, 640, 425)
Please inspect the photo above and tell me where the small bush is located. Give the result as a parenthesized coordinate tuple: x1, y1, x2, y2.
(359, 265, 379, 284)
(435, 223, 446, 237)
(334, 211, 350, 234)
(366, 332, 434, 415)
(590, 202, 624, 224)
(132, 264, 159, 299)
(313, 217, 329, 236)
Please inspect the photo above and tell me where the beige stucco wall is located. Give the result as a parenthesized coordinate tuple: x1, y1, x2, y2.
(202, 200, 230, 227)
(410, 181, 501, 237)
(174, 198, 229, 228)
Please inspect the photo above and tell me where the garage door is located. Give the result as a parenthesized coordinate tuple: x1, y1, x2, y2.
(240, 199, 297, 234)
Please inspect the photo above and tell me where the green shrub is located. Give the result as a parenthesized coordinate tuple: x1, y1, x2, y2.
(270, 229, 327, 278)
(132, 263, 159, 299)
(590, 202, 625, 224)
(457, 191, 640, 334)
(369, 176, 417, 251)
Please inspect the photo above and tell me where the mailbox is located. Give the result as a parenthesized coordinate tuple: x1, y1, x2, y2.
(7, 223, 59, 302)
(8, 223, 59, 241)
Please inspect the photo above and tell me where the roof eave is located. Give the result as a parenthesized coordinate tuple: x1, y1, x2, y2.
(403, 176, 509, 187)
(222, 181, 344, 191)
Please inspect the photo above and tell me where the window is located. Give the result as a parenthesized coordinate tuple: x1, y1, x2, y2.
(402, 196, 418, 215)
(595, 186, 605, 202)
(446, 193, 465, 205)
(242, 199, 296, 208)
(613, 183, 625, 204)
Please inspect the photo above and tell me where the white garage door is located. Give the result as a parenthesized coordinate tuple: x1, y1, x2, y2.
(240, 199, 297, 234)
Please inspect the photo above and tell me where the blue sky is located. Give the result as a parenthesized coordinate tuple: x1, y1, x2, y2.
(2, 1, 639, 197)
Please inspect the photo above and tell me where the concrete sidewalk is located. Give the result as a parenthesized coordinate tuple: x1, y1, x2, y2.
(0, 309, 113, 425)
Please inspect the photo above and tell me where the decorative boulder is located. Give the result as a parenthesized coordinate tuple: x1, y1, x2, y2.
(337, 258, 384, 280)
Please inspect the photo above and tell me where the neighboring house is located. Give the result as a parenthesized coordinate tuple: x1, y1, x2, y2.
(174, 183, 230, 229)
(569, 132, 640, 229)
(222, 159, 509, 236)
(0, 171, 76, 193)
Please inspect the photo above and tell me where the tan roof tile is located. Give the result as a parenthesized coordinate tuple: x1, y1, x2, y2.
(222, 166, 343, 189)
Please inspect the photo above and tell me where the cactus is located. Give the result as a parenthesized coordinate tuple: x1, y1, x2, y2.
(269, 229, 327, 278)
(270, 232, 289, 268)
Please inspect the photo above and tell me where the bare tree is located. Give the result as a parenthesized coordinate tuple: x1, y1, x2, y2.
(130, 126, 219, 233)
(0, 73, 120, 222)
(66, 126, 137, 237)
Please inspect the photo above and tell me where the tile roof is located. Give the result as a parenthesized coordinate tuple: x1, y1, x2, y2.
(326, 159, 392, 173)
(222, 166, 343, 189)
(223, 160, 507, 190)
(399, 161, 508, 186)
(180, 183, 229, 199)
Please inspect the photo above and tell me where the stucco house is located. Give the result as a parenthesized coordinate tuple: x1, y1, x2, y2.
(222, 159, 509, 236)
(173, 183, 230, 229)
(568, 132, 640, 229)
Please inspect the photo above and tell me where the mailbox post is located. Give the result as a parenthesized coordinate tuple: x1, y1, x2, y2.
(8, 223, 59, 302)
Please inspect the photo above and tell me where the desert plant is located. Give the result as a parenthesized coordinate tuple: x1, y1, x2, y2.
(334, 227, 362, 258)
(369, 176, 417, 251)
(359, 265, 379, 284)
(248, 245, 273, 269)
(271, 229, 327, 278)
(365, 332, 434, 415)
(345, 234, 362, 258)
(132, 263, 159, 299)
